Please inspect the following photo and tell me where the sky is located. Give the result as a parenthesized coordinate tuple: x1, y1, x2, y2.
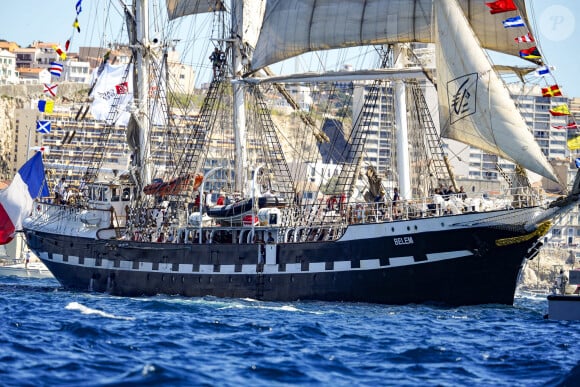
(2, 0, 580, 97)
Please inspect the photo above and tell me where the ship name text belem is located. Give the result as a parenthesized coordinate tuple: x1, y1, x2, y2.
(393, 236, 414, 246)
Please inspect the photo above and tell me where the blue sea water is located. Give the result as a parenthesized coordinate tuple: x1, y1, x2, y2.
(1, 276, 579, 387)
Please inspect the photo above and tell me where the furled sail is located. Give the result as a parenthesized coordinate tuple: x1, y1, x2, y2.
(166, 0, 225, 20)
(435, 0, 558, 183)
(167, 0, 265, 51)
(250, 0, 528, 71)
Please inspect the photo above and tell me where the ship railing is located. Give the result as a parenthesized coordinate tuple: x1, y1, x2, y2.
(332, 191, 539, 225)
(30, 200, 114, 229)
(115, 190, 525, 244)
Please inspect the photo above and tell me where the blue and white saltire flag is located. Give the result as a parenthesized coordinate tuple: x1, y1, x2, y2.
(36, 120, 51, 134)
(0, 152, 49, 244)
(502, 16, 525, 28)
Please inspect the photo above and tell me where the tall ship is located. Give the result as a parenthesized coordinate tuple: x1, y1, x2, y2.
(22, 0, 580, 305)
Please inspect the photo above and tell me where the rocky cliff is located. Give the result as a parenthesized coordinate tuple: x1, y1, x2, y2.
(0, 95, 17, 180)
(519, 247, 576, 292)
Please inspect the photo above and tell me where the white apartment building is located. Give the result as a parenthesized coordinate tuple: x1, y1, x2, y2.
(63, 60, 91, 84)
(167, 50, 196, 95)
(13, 43, 91, 85)
(513, 84, 569, 160)
(352, 82, 395, 178)
(13, 42, 60, 68)
(14, 47, 37, 68)
(547, 98, 580, 247)
(33, 42, 61, 67)
(0, 49, 18, 84)
(18, 67, 51, 84)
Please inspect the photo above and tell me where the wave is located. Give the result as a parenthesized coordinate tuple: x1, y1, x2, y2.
(65, 301, 135, 320)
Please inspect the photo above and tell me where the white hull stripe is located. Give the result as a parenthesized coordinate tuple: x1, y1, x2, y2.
(41, 250, 474, 275)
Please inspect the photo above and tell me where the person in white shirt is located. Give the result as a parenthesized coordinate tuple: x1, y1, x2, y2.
(205, 189, 214, 212)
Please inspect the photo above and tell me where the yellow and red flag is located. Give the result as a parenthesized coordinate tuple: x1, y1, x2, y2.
(549, 104, 570, 116)
(53, 45, 67, 60)
(541, 85, 562, 98)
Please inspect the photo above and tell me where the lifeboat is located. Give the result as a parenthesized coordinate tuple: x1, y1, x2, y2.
(143, 173, 202, 196)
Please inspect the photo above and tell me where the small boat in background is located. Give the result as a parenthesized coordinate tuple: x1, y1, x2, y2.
(545, 269, 580, 320)
(0, 234, 53, 279)
(0, 258, 54, 279)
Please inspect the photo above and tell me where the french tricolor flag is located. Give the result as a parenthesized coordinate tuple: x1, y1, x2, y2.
(0, 152, 49, 244)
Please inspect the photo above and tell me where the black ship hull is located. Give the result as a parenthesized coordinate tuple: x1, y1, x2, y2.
(23, 211, 541, 306)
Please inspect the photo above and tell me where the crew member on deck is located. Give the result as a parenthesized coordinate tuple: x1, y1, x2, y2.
(205, 189, 214, 213)
(216, 192, 226, 206)
(556, 269, 569, 295)
(392, 187, 400, 219)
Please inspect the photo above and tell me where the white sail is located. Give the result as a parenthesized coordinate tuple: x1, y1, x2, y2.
(435, 0, 558, 183)
(89, 63, 134, 127)
(250, 0, 529, 71)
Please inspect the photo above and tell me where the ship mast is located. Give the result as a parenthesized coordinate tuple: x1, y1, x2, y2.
(135, 0, 151, 188)
(231, 0, 247, 194)
(394, 44, 411, 201)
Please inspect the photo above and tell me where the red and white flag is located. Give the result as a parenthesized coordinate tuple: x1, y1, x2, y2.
(514, 32, 534, 43)
(30, 146, 50, 154)
(115, 81, 129, 94)
(553, 122, 578, 130)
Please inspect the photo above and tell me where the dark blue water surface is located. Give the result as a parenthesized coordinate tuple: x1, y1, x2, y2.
(1, 276, 579, 387)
